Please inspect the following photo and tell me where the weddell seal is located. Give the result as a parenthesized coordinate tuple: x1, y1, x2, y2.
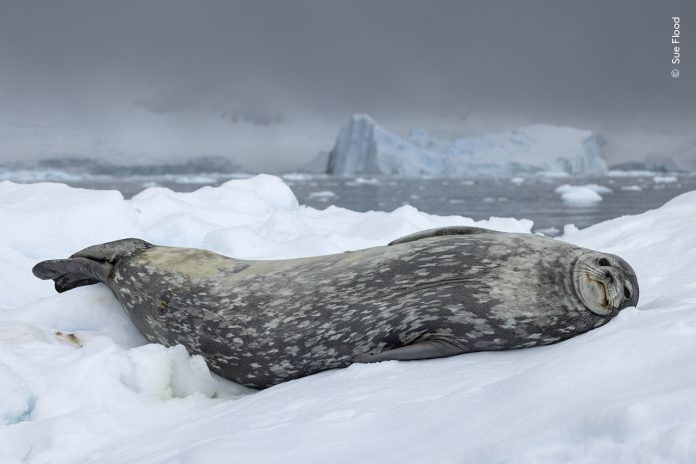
(33, 227, 639, 389)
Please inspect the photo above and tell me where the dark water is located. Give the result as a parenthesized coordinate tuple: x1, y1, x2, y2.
(286, 175, 696, 233)
(40, 174, 696, 235)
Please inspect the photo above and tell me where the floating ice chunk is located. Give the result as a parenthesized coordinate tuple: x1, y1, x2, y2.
(510, 177, 525, 185)
(0, 362, 34, 424)
(353, 177, 380, 185)
(557, 187, 603, 206)
(308, 190, 337, 200)
(653, 176, 677, 183)
(620, 185, 643, 192)
(282, 173, 314, 181)
(555, 183, 612, 194)
(608, 170, 658, 177)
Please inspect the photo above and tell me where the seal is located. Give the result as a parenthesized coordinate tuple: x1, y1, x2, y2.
(32, 226, 639, 389)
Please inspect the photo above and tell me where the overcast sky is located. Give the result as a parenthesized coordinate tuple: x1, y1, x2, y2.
(0, 0, 694, 171)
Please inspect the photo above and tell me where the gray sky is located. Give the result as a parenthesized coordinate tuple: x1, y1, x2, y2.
(0, 0, 694, 171)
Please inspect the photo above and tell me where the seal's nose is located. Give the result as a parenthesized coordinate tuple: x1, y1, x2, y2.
(605, 271, 615, 284)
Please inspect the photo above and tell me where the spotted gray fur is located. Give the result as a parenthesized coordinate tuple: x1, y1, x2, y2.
(32, 227, 639, 389)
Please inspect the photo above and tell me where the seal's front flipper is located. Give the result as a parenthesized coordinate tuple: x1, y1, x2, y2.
(355, 338, 464, 363)
(33, 257, 113, 293)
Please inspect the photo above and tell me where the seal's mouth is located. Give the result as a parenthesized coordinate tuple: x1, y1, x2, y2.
(585, 273, 615, 313)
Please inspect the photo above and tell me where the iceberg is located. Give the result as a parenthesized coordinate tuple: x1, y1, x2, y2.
(326, 114, 608, 176)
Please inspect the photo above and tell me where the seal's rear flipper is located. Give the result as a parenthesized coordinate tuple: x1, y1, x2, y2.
(33, 238, 153, 293)
(354, 337, 464, 363)
(33, 258, 113, 293)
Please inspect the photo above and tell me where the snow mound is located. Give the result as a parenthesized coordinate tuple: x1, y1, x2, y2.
(122, 344, 217, 400)
(327, 114, 608, 176)
(0, 176, 695, 463)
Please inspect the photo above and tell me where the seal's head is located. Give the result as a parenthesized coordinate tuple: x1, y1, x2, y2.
(573, 252, 639, 316)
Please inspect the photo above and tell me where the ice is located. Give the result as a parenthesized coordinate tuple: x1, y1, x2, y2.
(554, 184, 606, 206)
(1, 176, 696, 463)
(554, 183, 612, 194)
(654, 176, 678, 183)
(307, 190, 337, 201)
(608, 169, 662, 177)
(555, 184, 612, 206)
(561, 188, 603, 206)
(620, 185, 643, 192)
(327, 114, 608, 176)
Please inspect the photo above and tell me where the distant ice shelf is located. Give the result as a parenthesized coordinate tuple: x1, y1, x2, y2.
(325, 114, 608, 177)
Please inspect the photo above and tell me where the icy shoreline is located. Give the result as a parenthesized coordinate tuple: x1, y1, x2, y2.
(1, 175, 695, 463)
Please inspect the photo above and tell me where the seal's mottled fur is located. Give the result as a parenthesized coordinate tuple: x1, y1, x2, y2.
(33, 227, 639, 388)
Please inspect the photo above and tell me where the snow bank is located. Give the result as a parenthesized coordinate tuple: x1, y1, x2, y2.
(1, 176, 695, 463)
(326, 114, 608, 176)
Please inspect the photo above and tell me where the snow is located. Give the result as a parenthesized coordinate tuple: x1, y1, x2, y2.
(0, 362, 34, 425)
(1, 175, 696, 463)
(327, 114, 608, 177)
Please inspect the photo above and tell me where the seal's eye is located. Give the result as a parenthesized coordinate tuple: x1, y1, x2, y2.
(624, 285, 631, 300)
(597, 258, 610, 267)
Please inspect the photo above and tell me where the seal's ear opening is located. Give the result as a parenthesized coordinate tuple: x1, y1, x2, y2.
(33, 258, 111, 293)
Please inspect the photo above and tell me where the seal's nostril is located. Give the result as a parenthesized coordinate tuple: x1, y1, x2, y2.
(606, 273, 614, 283)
